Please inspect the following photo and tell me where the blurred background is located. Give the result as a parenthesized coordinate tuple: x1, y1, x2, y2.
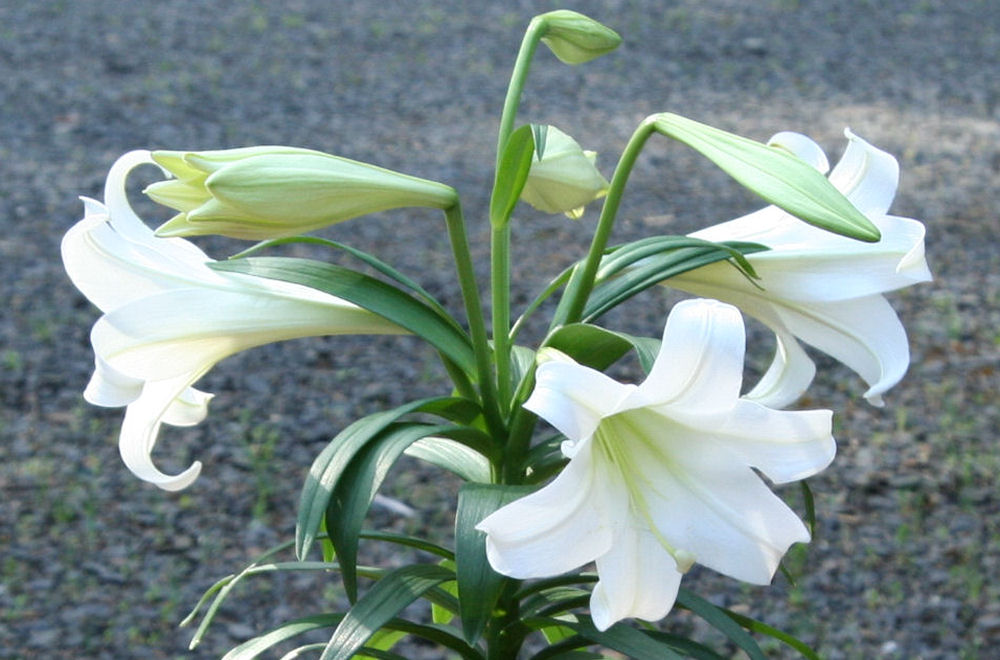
(2, 1, 998, 657)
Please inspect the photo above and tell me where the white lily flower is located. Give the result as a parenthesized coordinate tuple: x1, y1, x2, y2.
(668, 129, 932, 407)
(477, 299, 834, 630)
(62, 151, 405, 490)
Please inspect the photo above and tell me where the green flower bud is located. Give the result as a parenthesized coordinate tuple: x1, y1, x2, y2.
(145, 147, 457, 240)
(651, 113, 881, 242)
(519, 126, 609, 219)
(537, 10, 622, 65)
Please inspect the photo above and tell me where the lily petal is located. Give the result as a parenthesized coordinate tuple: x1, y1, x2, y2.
(91, 287, 397, 384)
(628, 299, 745, 414)
(476, 444, 620, 578)
(828, 129, 898, 217)
(767, 131, 830, 174)
(625, 423, 810, 583)
(118, 373, 207, 492)
(524, 361, 632, 455)
(767, 293, 911, 406)
(743, 330, 816, 409)
(591, 526, 683, 631)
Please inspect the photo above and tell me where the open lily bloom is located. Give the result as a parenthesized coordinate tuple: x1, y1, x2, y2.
(62, 151, 405, 490)
(667, 129, 932, 407)
(477, 299, 834, 630)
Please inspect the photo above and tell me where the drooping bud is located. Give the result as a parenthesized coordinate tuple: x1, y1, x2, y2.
(519, 126, 609, 219)
(651, 113, 881, 242)
(537, 10, 622, 65)
(145, 147, 457, 240)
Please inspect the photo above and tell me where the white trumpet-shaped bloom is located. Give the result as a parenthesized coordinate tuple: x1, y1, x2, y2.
(477, 299, 834, 630)
(667, 130, 931, 407)
(62, 151, 405, 490)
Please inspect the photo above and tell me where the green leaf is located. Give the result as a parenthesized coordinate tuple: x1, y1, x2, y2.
(223, 614, 342, 659)
(223, 613, 484, 660)
(800, 479, 817, 538)
(539, 623, 578, 645)
(295, 397, 472, 561)
(210, 257, 476, 374)
(652, 113, 881, 242)
(361, 628, 408, 655)
(717, 609, 821, 660)
(533, 642, 607, 660)
(584, 241, 767, 322)
(644, 631, 729, 660)
(546, 324, 633, 371)
(490, 124, 536, 227)
(228, 236, 463, 332)
(354, 649, 408, 660)
(509, 344, 537, 388)
(596, 236, 763, 281)
(521, 585, 592, 617)
(676, 588, 766, 660)
(523, 434, 567, 484)
(455, 483, 536, 644)
(321, 564, 456, 660)
(606, 331, 660, 374)
(183, 534, 308, 647)
(327, 422, 455, 601)
(431, 559, 459, 625)
(525, 616, 683, 660)
(405, 436, 493, 483)
(359, 530, 454, 560)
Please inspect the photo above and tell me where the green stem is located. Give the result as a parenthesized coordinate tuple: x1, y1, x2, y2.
(495, 17, 546, 172)
(490, 16, 547, 426)
(491, 223, 513, 410)
(552, 117, 658, 327)
(443, 203, 506, 438)
(485, 579, 526, 660)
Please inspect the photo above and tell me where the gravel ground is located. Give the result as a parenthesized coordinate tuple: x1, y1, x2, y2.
(2, 1, 999, 658)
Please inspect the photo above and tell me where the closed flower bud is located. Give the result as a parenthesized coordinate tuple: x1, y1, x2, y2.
(145, 147, 457, 240)
(519, 126, 609, 219)
(537, 10, 622, 65)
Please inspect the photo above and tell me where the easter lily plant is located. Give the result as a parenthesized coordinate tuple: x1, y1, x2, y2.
(62, 9, 929, 659)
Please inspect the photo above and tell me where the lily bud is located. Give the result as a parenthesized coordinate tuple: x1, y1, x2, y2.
(537, 10, 622, 65)
(145, 147, 457, 240)
(519, 126, 609, 219)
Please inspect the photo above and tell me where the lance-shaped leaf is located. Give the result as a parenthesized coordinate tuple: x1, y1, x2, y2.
(293, 397, 480, 560)
(490, 124, 536, 228)
(651, 113, 881, 242)
(211, 256, 476, 375)
(405, 436, 493, 483)
(455, 483, 535, 644)
(675, 589, 766, 660)
(584, 239, 767, 322)
(321, 564, 456, 660)
(524, 616, 684, 660)
(327, 422, 492, 601)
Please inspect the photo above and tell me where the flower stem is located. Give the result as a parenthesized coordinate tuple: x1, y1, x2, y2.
(491, 17, 547, 422)
(443, 203, 505, 438)
(485, 579, 526, 660)
(552, 116, 658, 327)
(494, 17, 545, 172)
(492, 223, 513, 409)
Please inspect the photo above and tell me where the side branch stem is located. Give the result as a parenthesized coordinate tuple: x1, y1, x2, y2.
(444, 204, 506, 438)
(552, 117, 658, 327)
